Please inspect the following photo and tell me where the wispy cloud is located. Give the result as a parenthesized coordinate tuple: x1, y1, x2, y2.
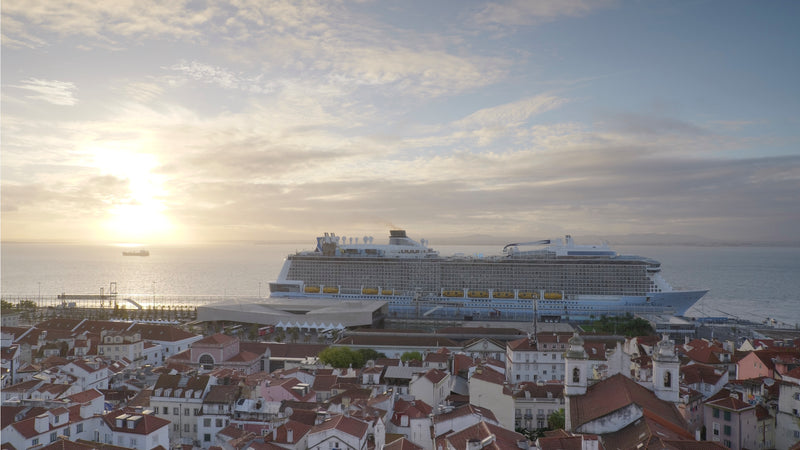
(3, 1, 799, 244)
(473, 0, 618, 26)
(12, 78, 78, 106)
(1, 0, 216, 48)
(455, 95, 568, 128)
(168, 61, 277, 93)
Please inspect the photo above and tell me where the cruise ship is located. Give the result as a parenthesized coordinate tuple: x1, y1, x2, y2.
(269, 230, 707, 322)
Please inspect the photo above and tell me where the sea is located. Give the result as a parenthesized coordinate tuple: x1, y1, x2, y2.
(2, 242, 799, 327)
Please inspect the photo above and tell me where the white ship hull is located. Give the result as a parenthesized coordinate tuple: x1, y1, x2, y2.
(269, 230, 707, 321)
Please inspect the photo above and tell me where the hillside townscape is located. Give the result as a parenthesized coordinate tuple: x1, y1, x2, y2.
(3, 302, 800, 450)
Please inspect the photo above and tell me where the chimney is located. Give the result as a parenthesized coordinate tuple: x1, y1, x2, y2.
(287, 428, 294, 443)
(80, 402, 93, 419)
(34, 414, 49, 434)
(343, 395, 351, 416)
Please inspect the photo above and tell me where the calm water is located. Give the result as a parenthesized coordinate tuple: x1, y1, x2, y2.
(2, 242, 799, 326)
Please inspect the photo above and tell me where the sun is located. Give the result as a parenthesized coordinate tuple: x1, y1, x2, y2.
(104, 202, 173, 242)
(92, 146, 176, 243)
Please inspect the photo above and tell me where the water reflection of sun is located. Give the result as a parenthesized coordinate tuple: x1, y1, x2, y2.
(94, 148, 174, 243)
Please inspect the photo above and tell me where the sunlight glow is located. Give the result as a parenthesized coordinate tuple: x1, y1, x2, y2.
(91, 145, 176, 243)
(104, 203, 173, 242)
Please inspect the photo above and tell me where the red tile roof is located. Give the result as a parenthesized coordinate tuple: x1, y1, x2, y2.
(1, 405, 29, 429)
(375, 358, 401, 366)
(453, 354, 479, 374)
(471, 366, 506, 386)
(755, 404, 771, 421)
(226, 350, 260, 362)
(679, 340, 728, 365)
(10, 412, 71, 438)
(204, 385, 240, 403)
(438, 420, 527, 450)
(537, 435, 583, 450)
(193, 333, 237, 346)
(424, 353, 448, 363)
(218, 423, 250, 439)
(422, 368, 448, 384)
(600, 412, 692, 449)
(129, 324, 199, 342)
(706, 396, 754, 411)
(681, 364, 725, 386)
(257, 342, 327, 358)
(391, 398, 433, 426)
(288, 408, 319, 426)
(102, 409, 170, 435)
(663, 440, 727, 449)
(40, 355, 71, 369)
(153, 373, 211, 395)
(435, 404, 498, 424)
(437, 326, 525, 336)
(267, 420, 312, 444)
(336, 335, 459, 347)
(310, 414, 369, 439)
(569, 373, 686, 431)
(384, 437, 425, 450)
(75, 320, 132, 334)
(312, 374, 338, 392)
(513, 382, 564, 400)
(35, 319, 84, 331)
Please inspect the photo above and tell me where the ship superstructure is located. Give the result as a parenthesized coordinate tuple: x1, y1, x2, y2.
(269, 230, 706, 322)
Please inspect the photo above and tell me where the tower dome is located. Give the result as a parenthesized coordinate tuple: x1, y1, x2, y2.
(566, 332, 587, 359)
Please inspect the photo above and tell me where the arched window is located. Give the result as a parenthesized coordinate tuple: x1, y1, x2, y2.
(664, 370, 672, 388)
(573, 367, 580, 383)
(199, 354, 214, 370)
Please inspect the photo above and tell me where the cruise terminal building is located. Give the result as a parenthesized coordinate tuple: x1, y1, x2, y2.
(195, 297, 388, 329)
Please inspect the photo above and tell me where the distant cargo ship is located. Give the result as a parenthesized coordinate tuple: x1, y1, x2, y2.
(269, 230, 707, 322)
(122, 249, 149, 257)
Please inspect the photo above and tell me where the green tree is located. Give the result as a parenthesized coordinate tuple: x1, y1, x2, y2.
(318, 346, 365, 368)
(547, 408, 565, 430)
(18, 300, 37, 310)
(357, 348, 386, 362)
(400, 351, 423, 363)
(1, 300, 14, 311)
(584, 314, 654, 337)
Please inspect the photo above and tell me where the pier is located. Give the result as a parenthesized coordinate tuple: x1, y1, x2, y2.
(0, 294, 239, 324)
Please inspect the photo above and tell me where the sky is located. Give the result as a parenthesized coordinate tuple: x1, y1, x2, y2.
(2, 0, 799, 245)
